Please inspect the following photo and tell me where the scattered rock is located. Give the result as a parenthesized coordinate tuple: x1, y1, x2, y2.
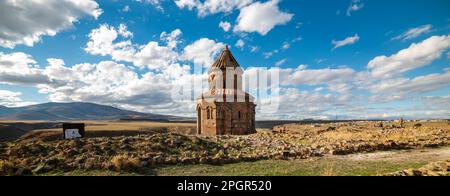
(385, 159, 450, 176)
(1, 121, 448, 175)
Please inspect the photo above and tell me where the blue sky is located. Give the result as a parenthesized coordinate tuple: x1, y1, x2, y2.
(0, 0, 449, 120)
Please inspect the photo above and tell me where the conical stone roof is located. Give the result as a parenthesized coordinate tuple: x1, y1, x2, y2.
(211, 45, 241, 69)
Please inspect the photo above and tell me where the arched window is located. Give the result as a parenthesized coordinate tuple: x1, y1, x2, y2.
(207, 108, 210, 119)
(211, 108, 214, 119)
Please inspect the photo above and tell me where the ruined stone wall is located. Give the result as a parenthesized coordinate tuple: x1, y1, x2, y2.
(197, 101, 217, 136)
(213, 102, 256, 135)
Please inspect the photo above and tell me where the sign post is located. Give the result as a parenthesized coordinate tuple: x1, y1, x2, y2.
(63, 123, 85, 139)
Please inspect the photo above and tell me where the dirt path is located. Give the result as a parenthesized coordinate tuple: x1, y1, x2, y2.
(333, 146, 450, 163)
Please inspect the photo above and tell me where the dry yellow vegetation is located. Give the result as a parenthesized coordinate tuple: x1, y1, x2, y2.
(0, 120, 449, 176)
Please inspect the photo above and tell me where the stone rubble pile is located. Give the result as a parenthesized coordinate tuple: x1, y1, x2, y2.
(0, 121, 449, 175)
(386, 159, 450, 176)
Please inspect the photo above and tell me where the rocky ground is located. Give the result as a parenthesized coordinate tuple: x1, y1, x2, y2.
(386, 159, 450, 176)
(0, 121, 449, 176)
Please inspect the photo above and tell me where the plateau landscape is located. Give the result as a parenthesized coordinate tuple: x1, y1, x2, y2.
(0, 0, 449, 177)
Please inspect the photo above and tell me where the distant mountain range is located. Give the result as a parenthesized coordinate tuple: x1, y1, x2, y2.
(0, 102, 181, 121)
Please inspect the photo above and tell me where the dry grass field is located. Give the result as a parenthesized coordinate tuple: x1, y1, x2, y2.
(0, 121, 196, 142)
(0, 120, 449, 176)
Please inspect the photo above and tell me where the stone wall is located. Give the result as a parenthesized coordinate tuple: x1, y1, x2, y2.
(197, 101, 255, 135)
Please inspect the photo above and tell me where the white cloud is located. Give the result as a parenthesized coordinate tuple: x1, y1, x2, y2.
(259, 87, 353, 120)
(219, 21, 232, 32)
(261, 37, 300, 58)
(39, 58, 207, 116)
(327, 83, 353, 94)
(282, 41, 290, 50)
(0, 52, 50, 85)
(292, 36, 302, 43)
(234, 0, 293, 36)
(0, 0, 102, 48)
(181, 38, 225, 67)
(85, 24, 122, 56)
(175, 0, 253, 17)
(243, 67, 360, 120)
(235, 39, 245, 49)
(136, 0, 164, 11)
(0, 49, 206, 115)
(283, 66, 356, 86)
(245, 65, 356, 95)
(346, 0, 364, 16)
(332, 34, 360, 50)
(0, 90, 36, 107)
(122, 5, 131, 12)
(40, 60, 181, 113)
(160, 28, 183, 49)
(315, 58, 327, 64)
(118, 24, 133, 38)
(85, 24, 180, 70)
(133, 42, 179, 69)
(3, 46, 450, 119)
(263, 52, 274, 59)
(250, 46, 260, 53)
(368, 35, 450, 78)
(422, 95, 450, 108)
(275, 59, 286, 66)
(368, 70, 450, 98)
(393, 24, 433, 41)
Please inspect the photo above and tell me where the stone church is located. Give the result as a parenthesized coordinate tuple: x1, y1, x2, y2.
(197, 46, 256, 135)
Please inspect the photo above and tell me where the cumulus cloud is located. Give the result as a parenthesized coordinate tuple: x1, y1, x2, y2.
(118, 24, 133, 38)
(85, 24, 121, 56)
(0, 90, 36, 107)
(244, 65, 356, 95)
(160, 29, 183, 49)
(332, 34, 360, 50)
(368, 35, 450, 78)
(3, 21, 450, 119)
(85, 24, 180, 70)
(283, 66, 356, 86)
(181, 38, 225, 67)
(38, 59, 201, 115)
(0, 49, 206, 115)
(219, 21, 232, 32)
(133, 42, 179, 69)
(0, 0, 102, 48)
(368, 70, 450, 97)
(175, 0, 253, 17)
(234, 0, 293, 36)
(260, 87, 353, 120)
(242, 66, 359, 120)
(0, 52, 50, 85)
